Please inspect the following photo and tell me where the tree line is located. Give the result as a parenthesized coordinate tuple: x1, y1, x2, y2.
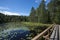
(0, 13, 29, 23)
(29, 0, 60, 24)
(0, 0, 60, 24)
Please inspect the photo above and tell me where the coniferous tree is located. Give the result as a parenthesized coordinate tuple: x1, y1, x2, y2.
(48, 0, 60, 24)
(29, 7, 36, 22)
(0, 13, 6, 23)
(38, 0, 48, 23)
(29, 0, 49, 23)
(54, 0, 60, 24)
(48, 0, 56, 23)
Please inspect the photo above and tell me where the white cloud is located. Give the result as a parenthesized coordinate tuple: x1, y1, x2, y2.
(44, 0, 46, 1)
(0, 7, 10, 10)
(0, 10, 29, 16)
(20, 13, 29, 16)
(0, 7, 29, 16)
(0, 11, 20, 16)
(35, 0, 47, 3)
(35, 0, 38, 3)
(35, 0, 40, 3)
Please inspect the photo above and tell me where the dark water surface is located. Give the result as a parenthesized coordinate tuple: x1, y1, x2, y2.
(0, 23, 31, 40)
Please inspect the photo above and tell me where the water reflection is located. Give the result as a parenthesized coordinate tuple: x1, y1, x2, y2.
(0, 28, 30, 40)
(0, 23, 31, 40)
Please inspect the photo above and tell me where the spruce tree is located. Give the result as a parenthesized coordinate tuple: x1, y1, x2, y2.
(48, 0, 56, 23)
(48, 0, 60, 24)
(54, 0, 60, 24)
(38, 0, 48, 23)
(29, 7, 37, 22)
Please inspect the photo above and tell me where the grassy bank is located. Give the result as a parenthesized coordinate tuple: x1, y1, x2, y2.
(21, 22, 51, 26)
(21, 22, 52, 38)
(21, 22, 51, 29)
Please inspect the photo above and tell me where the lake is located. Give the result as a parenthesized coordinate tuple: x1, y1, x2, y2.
(0, 22, 32, 40)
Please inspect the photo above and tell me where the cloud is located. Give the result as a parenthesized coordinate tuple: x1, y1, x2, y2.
(0, 11, 20, 16)
(0, 7, 10, 10)
(0, 10, 29, 16)
(35, 0, 38, 3)
(35, 0, 47, 3)
(44, 0, 46, 1)
(20, 13, 29, 16)
(35, 0, 40, 3)
(0, 7, 29, 16)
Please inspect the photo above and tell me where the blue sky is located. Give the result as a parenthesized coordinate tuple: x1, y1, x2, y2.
(0, 0, 50, 16)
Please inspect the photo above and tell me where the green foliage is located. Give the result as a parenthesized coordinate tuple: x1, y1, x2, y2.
(29, 0, 49, 23)
(54, 1, 60, 24)
(29, 0, 60, 24)
(0, 13, 29, 23)
(29, 7, 37, 22)
(21, 22, 50, 37)
(21, 22, 51, 29)
(0, 0, 60, 24)
(0, 13, 6, 23)
(48, 0, 60, 24)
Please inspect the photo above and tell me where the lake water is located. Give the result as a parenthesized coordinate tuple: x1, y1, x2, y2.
(0, 22, 31, 40)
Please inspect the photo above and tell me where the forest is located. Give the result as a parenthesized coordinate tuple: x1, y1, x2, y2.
(0, 0, 60, 24)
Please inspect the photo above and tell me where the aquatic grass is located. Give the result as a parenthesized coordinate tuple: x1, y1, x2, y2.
(21, 22, 51, 28)
(21, 22, 51, 26)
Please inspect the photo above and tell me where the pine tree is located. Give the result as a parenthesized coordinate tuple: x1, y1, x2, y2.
(29, 7, 37, 22)
(54, 0, 60, 24)
(48, 0, 60, 24)
(48, 0, 55, 23)
(38, 0, 48, 23)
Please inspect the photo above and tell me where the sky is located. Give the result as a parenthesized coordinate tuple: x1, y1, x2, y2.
(0, 0, 50, 16)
